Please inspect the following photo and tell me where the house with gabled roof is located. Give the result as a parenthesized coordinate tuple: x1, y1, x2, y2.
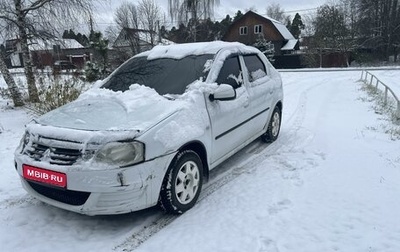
(222, 10, 299, 56)
(30, 38, 89, 68)
(113, 28, 173, 55)
(4, 37, 90, 69)
(110, 28, 173, 67)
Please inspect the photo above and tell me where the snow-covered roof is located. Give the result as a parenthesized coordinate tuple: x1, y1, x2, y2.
(234, 11, 296, 41)
(281, 39, 299, 51)
(271, 21, 295, 40)
(137, 31, 173, 45)
(136, 41, 259, 60)
(29, 38, 84, 51)
(113, 28, 174, 48)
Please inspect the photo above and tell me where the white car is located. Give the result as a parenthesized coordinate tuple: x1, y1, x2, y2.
(14, 41, 283, 215)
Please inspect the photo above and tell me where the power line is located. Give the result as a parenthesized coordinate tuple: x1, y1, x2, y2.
(284, 7, 318, 14)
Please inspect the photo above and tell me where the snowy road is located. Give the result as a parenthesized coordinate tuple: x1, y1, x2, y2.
(1, 70, 400, 252)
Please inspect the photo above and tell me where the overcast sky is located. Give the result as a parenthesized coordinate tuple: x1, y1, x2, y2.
(91, 0, 328, 32)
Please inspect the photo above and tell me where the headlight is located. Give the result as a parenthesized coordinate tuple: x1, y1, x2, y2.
(94, 141, 145, 167)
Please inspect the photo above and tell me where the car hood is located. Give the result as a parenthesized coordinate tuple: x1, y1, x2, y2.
(38, 86, 182, 132)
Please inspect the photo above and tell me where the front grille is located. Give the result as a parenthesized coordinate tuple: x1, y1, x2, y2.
(27, 181, 90, 206)
(25, 136, 83, 165)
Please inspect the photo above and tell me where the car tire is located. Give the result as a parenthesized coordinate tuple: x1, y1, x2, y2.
(262, 106, 281, 143)
(159, 150, 203, 214)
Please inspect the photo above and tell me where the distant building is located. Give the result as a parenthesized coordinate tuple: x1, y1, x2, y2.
(113, 28, 172, 54)
(5, 39, 22, 68)
(222, 11, 299, 56)
(107, 28, 173, 68)
(4, 37, 90, 69)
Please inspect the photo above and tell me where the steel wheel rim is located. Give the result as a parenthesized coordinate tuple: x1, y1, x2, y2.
(174, 160, 200, 205)
(271, 112, 280, 137)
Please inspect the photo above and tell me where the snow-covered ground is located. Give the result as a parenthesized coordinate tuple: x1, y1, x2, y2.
(1, 69, 400, 252)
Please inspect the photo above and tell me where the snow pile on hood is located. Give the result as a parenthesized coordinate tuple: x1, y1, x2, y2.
(31, 81, 215, 149)
(37, 84, 183, 132)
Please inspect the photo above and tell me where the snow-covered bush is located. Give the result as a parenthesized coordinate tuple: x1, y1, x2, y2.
(84, 61, 101, 82)
(84, 61, 109, 82)
(253, 36, 275, 63)
(28, 74, 89, 115)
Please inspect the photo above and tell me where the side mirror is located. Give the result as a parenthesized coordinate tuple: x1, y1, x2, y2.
(209, 84, 236, 101)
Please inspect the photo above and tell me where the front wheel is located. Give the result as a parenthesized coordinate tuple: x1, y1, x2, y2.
(159, 150, 203, 214)
(262, 106, 281, 143)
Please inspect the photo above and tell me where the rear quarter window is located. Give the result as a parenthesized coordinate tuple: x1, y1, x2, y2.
(243, 54, 267, 82)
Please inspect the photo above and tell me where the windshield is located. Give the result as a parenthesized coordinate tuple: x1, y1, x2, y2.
(102, 54, 214, 95)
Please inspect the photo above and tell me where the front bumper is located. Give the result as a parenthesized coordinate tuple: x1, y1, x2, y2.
(14, 152, 175, 215)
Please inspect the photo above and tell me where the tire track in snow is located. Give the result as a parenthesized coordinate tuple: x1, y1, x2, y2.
(0, 195, 38, 210)
(114, 142, 269, 251)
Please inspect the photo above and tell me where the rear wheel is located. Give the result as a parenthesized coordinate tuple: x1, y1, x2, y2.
(159, 150, 203, 214)
(262, 106, 281, 143)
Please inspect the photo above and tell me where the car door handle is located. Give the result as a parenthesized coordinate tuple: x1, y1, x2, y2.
(243, 100, 249, 108)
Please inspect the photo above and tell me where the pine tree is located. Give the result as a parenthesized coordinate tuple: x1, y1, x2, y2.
(288, 13, 305, 39)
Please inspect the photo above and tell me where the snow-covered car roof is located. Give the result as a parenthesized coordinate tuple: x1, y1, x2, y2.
(136, 41, 261, 60)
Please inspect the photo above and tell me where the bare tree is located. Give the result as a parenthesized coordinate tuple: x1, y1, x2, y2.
(115, 2, 140, 30)
(114, 0, 164, 56)
(357, 0, 400, 61)
(105, 25, 120, 46)
(168, 0, 220, 41)
(114, 2, 141, 55)
(339, 0, 360, 39)
(138, 0, 162, 46)
(0, 0, 97, 103)
(266, 3, 288, 23)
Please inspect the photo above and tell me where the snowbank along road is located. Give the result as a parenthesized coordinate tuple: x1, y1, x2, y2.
(0, 69, 400, 252)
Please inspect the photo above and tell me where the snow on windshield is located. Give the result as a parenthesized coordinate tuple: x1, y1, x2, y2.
(102, 55, 213, 95)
